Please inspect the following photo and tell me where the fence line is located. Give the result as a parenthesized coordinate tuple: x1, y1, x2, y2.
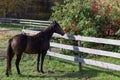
(53, 34, 120, 46)
(47, 51, 120, 71)
(22, 29, 120, 71)
(50, 42, 120, 59)
(0, 18, 51, 29)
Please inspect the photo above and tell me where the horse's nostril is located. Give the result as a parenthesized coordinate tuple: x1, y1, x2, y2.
(62, 32, 65, 36)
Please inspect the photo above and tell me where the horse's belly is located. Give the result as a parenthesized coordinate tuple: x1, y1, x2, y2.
(24, 41, 49, 54)
(24, 47, 38, 54)
(24, 50, 37, 54)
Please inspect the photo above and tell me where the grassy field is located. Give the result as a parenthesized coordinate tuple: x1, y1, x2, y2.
(0, 55, 120, 80)
(0, 25, 120, 80)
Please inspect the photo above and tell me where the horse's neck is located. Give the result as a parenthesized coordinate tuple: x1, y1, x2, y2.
(39, 27, 54, 40)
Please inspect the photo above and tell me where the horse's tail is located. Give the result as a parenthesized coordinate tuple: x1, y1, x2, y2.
(6, 38, 14, 76)
(7, 39, 13, 56)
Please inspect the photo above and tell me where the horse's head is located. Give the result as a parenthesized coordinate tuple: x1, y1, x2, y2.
(52, 21, 65, 36)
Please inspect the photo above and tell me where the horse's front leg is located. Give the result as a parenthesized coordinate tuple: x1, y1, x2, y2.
(40, 51, 47, 73)
(16, 53, 23, 75)
(37, 53, 41, 72)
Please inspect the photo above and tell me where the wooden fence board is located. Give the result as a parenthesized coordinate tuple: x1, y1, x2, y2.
(20, 22, 50, 26)
(53, 34, 120, 46)
(20, 19, 52, 23)
(47, 51, 120, 71)
(50, 42, 120, 59)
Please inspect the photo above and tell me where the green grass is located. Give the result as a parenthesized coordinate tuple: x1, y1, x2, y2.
(0, 25, 120, 80)
(0, 55, 120, 80)
(0, 24, 23, 31)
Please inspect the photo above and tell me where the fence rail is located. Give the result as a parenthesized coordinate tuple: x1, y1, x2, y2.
(47, 51, 120, 71)
(0, 18, 51, 30)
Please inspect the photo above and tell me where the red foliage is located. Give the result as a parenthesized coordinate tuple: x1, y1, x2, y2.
(109, 28, 114, 35)
(64, 25, 69, 32)
(101, 19, 120, 37)
(105, 5, 111, 14)
(92, 1, 99, 9)
(64, 20, 80, 34)
(90, 1, 100, 15)
(91, 2, 112, 15)
(114, 19, 120, 26)
(71, 20, 80, 33)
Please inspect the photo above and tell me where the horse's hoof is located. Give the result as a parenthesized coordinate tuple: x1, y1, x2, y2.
(40, 70, 44, 74)
(18, 72, 21, 75)
(18, 73, 23, 77)
(37, 69, 40, 72)
(6, 72, 9, 77)
(6, 74, 9, 77)
(6, 75, 9, 77)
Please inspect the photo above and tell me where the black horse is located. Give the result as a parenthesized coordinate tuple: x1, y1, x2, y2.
(6, 21, 65, 76)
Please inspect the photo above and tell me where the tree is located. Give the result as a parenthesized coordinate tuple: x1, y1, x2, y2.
(0, 0, 29, 18)
(0, 0, 62, 20)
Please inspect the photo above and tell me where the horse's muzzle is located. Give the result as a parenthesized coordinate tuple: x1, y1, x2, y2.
(61, 32, 65, 36)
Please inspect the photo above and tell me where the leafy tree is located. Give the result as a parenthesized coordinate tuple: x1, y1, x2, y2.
(0, 0, 62, 20)
(0, 0, 29, 18)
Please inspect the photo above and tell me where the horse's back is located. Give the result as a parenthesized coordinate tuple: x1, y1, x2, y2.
(11, 34, 27, 53)
(10, 33, 50, 54)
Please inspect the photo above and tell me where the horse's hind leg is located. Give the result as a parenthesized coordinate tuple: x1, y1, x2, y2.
(15, 53, 23, 75)
(6, 52, 14, 76)
(37, 53, 41, 72)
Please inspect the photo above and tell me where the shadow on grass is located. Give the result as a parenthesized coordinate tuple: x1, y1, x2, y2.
(20, 74, 40, 78)
(47, 56, 77, 66)
(60, 66, 120, 79)
(19, 66, 120, 79)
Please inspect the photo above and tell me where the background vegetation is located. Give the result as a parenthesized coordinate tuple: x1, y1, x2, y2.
(0, 0, 62, 20)
(51, 0, 120, 38)
(51, 0, 120, 54)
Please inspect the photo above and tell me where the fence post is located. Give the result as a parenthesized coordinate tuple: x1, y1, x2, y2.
(78, 41, 82, 71)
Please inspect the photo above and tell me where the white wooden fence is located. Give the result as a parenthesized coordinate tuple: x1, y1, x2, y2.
(22, 30, 120, 71)
(1, 18, 120, 71)
(0, 18, 51, 30)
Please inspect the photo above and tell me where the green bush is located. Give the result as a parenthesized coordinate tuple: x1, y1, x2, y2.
(51, 0, 120, 53)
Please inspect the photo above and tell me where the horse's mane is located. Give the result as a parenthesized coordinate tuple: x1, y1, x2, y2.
(34, 22, 55, 37)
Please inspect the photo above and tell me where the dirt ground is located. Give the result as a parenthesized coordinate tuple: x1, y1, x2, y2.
(0, 28, 20, 56)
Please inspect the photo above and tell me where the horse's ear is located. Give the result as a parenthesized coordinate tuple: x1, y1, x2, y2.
(53, 21, 57, 24)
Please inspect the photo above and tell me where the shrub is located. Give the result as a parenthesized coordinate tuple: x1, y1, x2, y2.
(51, 0, 120, 53)
(51, 0, 120, 37)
